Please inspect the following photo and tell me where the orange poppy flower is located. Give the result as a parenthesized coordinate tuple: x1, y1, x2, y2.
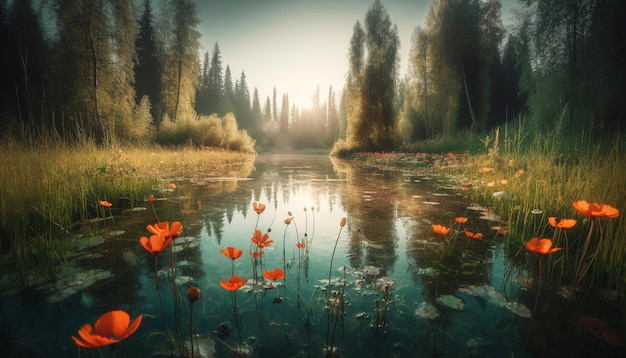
(169, 183, 177, 189)
(525, 237, 562, 255)
(572, 200, 619, 219)
(263, 268, 285, 281)
(296, 242, 306, 249)
(251, 229, 273, 248)
(140, 234, 173, 253)
(220, 275, 248, 291)
(71, 310, 142, 348)
(249, 251, 264, 258)
(99, 200, 113, 208)
(187, 286, 200, 303)
(253, 202, 266, 214)
(464, 229, 483, 239)
(432, 224, 450, 236)
(547, 217, 577, 229)
(220, 246, 243, 260)
(147, 221, 182, 239)
(147, 194, 155, 202)
(455, 217, 468, 224)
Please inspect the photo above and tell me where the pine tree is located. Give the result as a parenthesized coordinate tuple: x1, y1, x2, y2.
(135, 0, 162, 123)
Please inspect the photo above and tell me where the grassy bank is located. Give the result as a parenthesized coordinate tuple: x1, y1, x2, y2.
(350, 119, 625, 298)
(0, 140, 255, 286)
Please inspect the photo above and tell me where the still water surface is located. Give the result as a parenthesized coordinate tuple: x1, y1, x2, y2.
(3, 155, 617, 357)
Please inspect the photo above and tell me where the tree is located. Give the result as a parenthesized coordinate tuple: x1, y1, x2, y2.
(207, 42, 224, 114)
(5, 0, 48, 127)
(362, 0, 400, 150)
(327, 85, 339, 143)
(194, 50, 210, 115)
(337, 0, 399, 153)
(52, 0, 137, 142)
(342, 20, 366, 150)
(251, 87, 263, 137)
(169, 0, 200, 121)
(234, 71, 251, 131)
(134, 0, 161, 123)
(280, 93, 289, 134)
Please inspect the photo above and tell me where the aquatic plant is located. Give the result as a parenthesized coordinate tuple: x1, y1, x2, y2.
(71, 310, 142, 356)
(220, 275, 248, 349)
(187, 286, 201, 358)
(325, 217, 347, 357)
(146, 221, 185, 355)
(141, 231, 176, 356)
(263, 268, 285, 303)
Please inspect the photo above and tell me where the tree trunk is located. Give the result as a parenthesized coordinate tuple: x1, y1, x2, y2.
(462, 64, 477, 131)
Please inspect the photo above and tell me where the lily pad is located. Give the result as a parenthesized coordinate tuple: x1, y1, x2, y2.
(436, 294, 465, 310)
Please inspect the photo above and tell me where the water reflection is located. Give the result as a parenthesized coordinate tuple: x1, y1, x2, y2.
(3, 155, 621, 357)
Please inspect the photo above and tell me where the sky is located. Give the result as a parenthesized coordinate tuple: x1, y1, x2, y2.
(195, 0, 517, 109)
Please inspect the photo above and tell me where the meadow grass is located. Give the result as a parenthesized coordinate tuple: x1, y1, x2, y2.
(467, 120, 625, 295)
(0, 138, 255, 288)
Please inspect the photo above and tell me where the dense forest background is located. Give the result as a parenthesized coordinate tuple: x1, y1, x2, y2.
(0, 0, 624, 153)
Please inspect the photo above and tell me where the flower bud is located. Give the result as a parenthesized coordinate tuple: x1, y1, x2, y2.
(187, 286, 201, 303)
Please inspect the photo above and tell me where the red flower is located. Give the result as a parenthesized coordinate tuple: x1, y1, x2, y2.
(525, 237, 562, 255)
(147, 221, 182, 239)
(296, 242, 306, 249)
(432, 224, 450, 236)
(99, 200, 113, 208)
(71, 310, 142, 348)
(220, 246, 243, 260)
(548, 217, 577, 229)
(455, 217, 468, 224)
(140, 234, 172, 253)
(220, 275, 248, 291)
(464, 229, 483, 239)
(187, 286, 201, 303)
(263, 268, 285, 281)
(251, 230, 273, 248)
(572, 201, 619, 219)
(253, 201, 266, 214)
(249, 251, 264, 258)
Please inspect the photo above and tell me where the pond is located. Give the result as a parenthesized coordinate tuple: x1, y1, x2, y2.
(1, 154, 623, 357)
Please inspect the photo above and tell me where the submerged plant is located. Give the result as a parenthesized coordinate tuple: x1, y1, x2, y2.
(221, 275, 248, 349)
(325, 217, 347, 356)
(187, 286, 201, 358)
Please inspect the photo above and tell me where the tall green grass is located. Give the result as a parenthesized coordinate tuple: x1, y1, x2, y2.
(459, 115, 625, 296)
(0, 138, 255, 289)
